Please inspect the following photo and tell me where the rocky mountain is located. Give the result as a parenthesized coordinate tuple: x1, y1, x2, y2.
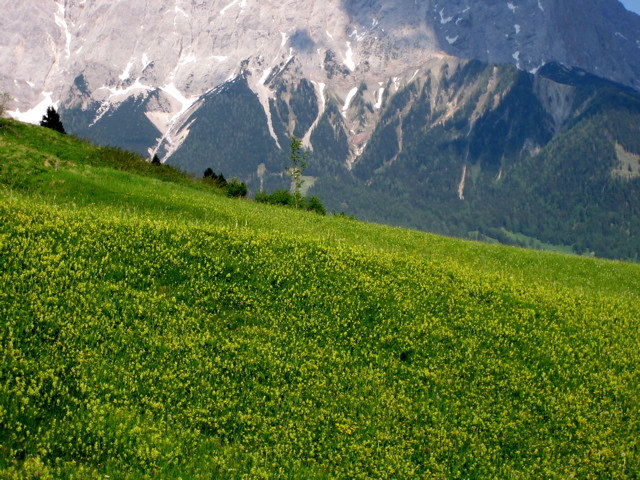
(2, 0, 640, 258)
(315, 61, 640, 259)
(3, 0, 640, 153)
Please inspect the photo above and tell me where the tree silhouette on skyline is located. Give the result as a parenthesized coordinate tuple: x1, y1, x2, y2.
(40, 106, 66, 134)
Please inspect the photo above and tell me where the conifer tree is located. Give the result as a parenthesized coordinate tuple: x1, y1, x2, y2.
(287, 136, 308, 208)
(40, 106, 66, 134)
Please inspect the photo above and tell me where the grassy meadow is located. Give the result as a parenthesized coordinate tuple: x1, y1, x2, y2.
(1, 119, 639, 478)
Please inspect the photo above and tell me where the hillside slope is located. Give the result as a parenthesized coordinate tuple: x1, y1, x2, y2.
(1, 120, 639, 478)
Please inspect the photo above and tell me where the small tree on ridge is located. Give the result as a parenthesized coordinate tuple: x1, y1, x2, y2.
(287, 135, 308, 208)
(40, 106, 66, 134)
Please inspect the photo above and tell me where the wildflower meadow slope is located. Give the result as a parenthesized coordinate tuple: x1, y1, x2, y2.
(1, 119, 639, 478)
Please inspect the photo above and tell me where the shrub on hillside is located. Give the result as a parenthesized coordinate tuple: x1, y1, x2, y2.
(305, 195, 326, 215)
(203, 168, 228, 189)
(255, 190, 295, 206)
(225, 178, 248, 198)
(332, 211, 356, 220)
(256, 190, 326, 215)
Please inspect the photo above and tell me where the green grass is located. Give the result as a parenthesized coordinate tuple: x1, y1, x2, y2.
(1, 119, 639, 478)
(613, 143, 640, 180)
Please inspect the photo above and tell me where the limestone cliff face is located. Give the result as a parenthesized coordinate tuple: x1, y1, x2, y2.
(2, 0, 436, 126)
(432, 0, 640, 89)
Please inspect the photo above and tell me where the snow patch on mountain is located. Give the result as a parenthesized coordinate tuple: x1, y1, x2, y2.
(439, 9, 453, 24)
(220, 0, 247, 16)
(302, 80, 326, 150)
(342, 86, 358, 117)
(458, 164, 467, 200)
(9, 92, 57, 124)
(529, 63, 543, 74)
(253, 68, 281, 148)
(54, 1, 72, 58)
(343, 42, 355, 71)
(99, 79, 153, 100)
(317, 82, 326, 112)
(141, 54, 152, 70)
(119, 61, 135, 81)
(160, 83, 197, 118)
(154, 117, 196, 162)
(513, 51, 521, 68)
(374, 87, 385, 109)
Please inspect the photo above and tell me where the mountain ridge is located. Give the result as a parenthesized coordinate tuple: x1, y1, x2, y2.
(4, 0, 640, 152)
